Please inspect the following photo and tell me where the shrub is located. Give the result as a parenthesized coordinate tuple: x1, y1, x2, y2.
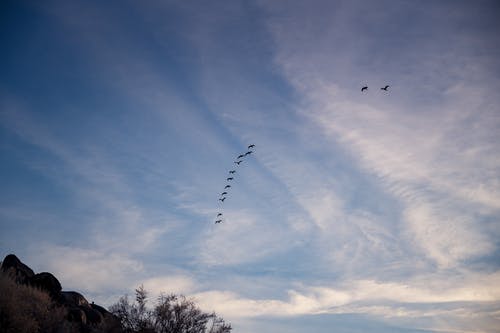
(0, 270, 66, 333)
(110, 286, 231, 333)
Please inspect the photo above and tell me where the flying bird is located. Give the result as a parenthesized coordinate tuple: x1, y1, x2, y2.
(244, 151, 253, 156)
(237, 154, 245, 159)
(361, 86, 368, 92)
(234, 161, 242, 165)
(381, 85, 389, 91)
(248, 144, 255, 149)
(217, 213, 223, 217)
(221, 192, 228, 196)
(215, 219, 222, 224)
(224, 185, 231, 189)
(219, 197, 226, 202)
(227, 177, 234, 181)
(229, 170, 236, 174)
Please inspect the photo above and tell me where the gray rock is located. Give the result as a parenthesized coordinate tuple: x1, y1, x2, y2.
(1, 254, 35, 284)
(81, 306, 103, 325)
(60, 291, 90, 308)
(67, 307, 87, 325)
(90, 303, 109, 316)
(30, 271, 62, 299)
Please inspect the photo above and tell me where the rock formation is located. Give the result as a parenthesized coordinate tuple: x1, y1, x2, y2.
(1, 254, 122, 333)
(30, 271, 62, 299)
(1, 253, 35, 284)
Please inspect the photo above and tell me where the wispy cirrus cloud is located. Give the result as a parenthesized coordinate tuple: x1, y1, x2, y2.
(300, 86, 499, 268)
(142, 275, 197, 296)
(0, 100, 172, 252)
(259, 0, 500, 272)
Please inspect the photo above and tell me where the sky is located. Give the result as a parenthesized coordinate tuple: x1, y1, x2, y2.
(1, 0, 500, 332)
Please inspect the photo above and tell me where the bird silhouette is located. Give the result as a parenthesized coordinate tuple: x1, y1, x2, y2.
(221, 192, 228, 196)
(234, 161, 242, 165)
(361, 86, 368, 92)
(227, 177, 234, 181)
(229, 170, 236, 174)
(248, 144, 255, 149)
(219, 197, 226, 202)
(237, 154, 245, 159)
(381, 85, 389, 91)
(217, 213, 223, 217)
(244, 151, 253, 156)
(224, 185, 231, 189)
(215, 219, 222, 224)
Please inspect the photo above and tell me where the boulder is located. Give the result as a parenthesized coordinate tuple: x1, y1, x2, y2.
(60, 291, 90, 308)
(90, 303, 109, 316)
(67, 307, 87, 325)
(81, 306, 103, 325)
(30, 272, 62, 299)
(1, 254, 35, 284)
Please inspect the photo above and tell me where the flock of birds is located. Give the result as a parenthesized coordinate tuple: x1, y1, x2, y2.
(214, 144, 256, 224)
(361, 85, 389, 92)
(212, 85, 388, 224)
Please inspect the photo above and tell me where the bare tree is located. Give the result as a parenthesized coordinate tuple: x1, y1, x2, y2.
(109, 285, 154, 333)
(110, 287, 231, 333)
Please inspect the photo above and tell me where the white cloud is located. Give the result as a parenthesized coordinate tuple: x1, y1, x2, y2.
(198, 209, 292, 266)
(142, 275, 196, 297)
(194, 272, 500, 320)
(298, 188, 344, 231)
(32, 244, 144, 293)
(403, 200, 494, 267)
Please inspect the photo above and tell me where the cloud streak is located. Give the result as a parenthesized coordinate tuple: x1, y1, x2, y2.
(260, 0, 500, 270)
(194, 273, 500, 322)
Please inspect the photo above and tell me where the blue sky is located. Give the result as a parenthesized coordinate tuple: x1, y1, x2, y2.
(1, 1, 500, 332)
